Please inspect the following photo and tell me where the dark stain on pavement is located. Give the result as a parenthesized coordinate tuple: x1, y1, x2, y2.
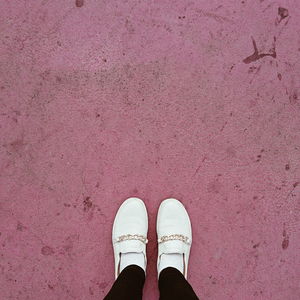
(41, 246, 55, 256)
(76, 0, 84, 7)
(282, 236, 289, 249)
(277, 73, 282, 80)
(83, 196, 93, 211)
(282, 228, 289, 250)
(98, 281, 108, 289)
(289, 91, 298, 105)
(17, 222, 26, 231)
(256, 154, 262, 162)
(243, 37, 276, 64)
(278, 7, 289, 22)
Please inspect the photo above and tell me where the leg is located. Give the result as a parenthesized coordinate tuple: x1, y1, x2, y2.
(159, 267, 199, 300)
(104, 265, 145, 300)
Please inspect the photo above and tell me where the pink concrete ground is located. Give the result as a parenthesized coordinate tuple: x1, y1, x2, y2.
(0, 0, 300, 299)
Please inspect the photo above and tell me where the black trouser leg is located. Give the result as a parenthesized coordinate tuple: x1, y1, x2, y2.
(159, 267, 199, 300)
(104, 265, 145, 300)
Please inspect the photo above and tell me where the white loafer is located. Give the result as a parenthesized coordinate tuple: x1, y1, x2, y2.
(112, 197, 148, 278)
(157, 198, 192, 279)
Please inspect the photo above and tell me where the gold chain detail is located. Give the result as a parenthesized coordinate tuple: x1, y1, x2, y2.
(158, 234, 191, 245)
(115, 234, 148, 244)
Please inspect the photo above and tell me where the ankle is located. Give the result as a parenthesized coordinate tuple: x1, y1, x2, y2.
(158, 253, 184, 275)
(120, 252, 146, 273)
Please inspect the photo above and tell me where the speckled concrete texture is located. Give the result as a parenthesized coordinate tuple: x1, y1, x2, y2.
(0, 1, 300, 299)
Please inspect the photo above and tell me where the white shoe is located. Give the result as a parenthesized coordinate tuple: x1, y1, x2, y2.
(112, 197, 148, 279)
(157, 198, 192, 278)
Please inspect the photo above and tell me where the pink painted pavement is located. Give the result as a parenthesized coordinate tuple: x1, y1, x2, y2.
(0, 0, 300, 299)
